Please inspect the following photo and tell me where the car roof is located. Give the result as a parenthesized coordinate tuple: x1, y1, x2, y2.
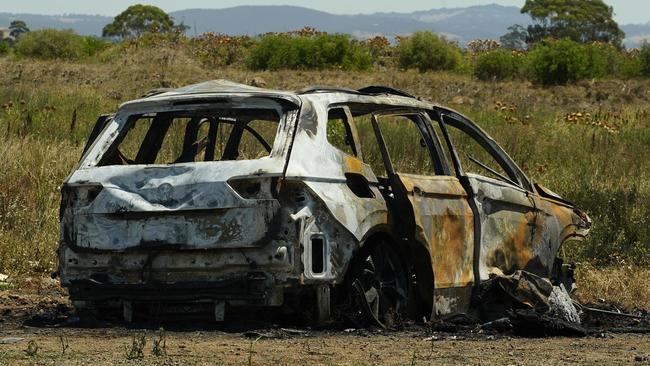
(153, 80, 419, 99)
(117, 79, 440, 113)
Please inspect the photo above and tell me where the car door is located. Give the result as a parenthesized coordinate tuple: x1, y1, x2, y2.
(433, 109, 539, 282)
(369, 111, 475, 316)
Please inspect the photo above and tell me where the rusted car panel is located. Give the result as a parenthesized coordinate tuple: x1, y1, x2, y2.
(58, 80, 591, 325)
(398, 174, 475, 316)
(468, 174, 540, 280)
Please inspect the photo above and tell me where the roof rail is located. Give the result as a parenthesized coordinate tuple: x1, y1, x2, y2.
(296, 85, 361, 95)
(141, 88, 173, 98)
(296, 85, 418, 99)
(357, 86, 416, 99)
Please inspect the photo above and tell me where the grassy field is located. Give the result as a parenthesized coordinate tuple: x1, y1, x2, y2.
(0, 43, 649, 306)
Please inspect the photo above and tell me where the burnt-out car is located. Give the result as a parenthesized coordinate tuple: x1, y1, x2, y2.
(59, 80, 591, 325)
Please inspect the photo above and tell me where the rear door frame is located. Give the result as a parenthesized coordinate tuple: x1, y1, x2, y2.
(369, 109, 477, 316)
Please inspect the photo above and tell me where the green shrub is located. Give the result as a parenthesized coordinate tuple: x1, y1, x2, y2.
(474, 49, 522, 81)
(617, 52, 643, 79)
(14, 29, 85, 60)
(455, 52, 476, 76)
(527, 38, 591, 85)
(397, 31, 461, 72)
(81, 36, 111, 57)
(246, 33, 372, 71)
(0, 41, 9, 56)
(530, 41, 639, 80)
(640, 43, 650, 77)
(584, 42, 622, 78)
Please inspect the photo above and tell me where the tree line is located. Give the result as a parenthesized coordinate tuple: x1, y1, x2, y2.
(2, 1, 649, 86)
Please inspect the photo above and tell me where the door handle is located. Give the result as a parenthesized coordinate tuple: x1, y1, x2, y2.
(413, 186, 423, 196)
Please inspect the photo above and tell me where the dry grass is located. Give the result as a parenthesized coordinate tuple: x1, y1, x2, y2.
(576, 265, 650, 310)
(0, 136, 78, 273)
(0, 49, 649, 307)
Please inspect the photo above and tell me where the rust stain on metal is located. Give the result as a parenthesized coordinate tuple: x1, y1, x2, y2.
(343, 154, 363, 174)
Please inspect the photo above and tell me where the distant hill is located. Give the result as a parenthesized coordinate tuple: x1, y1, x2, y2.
(375, 4, 531, 41)
(0, 13, 110, 36)
(622, 23, 650, 48)
(171, 6, 427, 38)
(1, 5, 648, 47)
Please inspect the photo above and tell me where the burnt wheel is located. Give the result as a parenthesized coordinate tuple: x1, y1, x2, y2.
(347, 239, 409, 328)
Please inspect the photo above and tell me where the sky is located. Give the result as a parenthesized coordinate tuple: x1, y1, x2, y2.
(0, 0, 648, 24)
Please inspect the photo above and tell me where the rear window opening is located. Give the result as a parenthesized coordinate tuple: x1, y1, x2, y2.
(98, 108, 282, 166)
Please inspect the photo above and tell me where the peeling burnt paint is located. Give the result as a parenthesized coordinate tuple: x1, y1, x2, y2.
(58, 80, 591, 324)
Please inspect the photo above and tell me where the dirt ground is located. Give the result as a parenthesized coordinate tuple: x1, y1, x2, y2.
(1, 278, 649, 366)
(1, 327, 649, 365)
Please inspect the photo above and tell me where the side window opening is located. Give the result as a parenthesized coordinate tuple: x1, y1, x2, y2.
(373, 114, 437, 176)
(326, 107, 358, 157)
(441, 117, 520, 186)
(97, 109, 281, 166)
(346, 110, 445, 179)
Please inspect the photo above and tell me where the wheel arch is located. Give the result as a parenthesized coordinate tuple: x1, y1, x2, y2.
(341, 225, 435, 320)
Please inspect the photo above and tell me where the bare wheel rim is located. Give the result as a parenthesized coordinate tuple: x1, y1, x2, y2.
(352, 240, 408, 327)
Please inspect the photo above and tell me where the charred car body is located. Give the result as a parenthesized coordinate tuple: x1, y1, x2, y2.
(59, 80, 591, 325)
